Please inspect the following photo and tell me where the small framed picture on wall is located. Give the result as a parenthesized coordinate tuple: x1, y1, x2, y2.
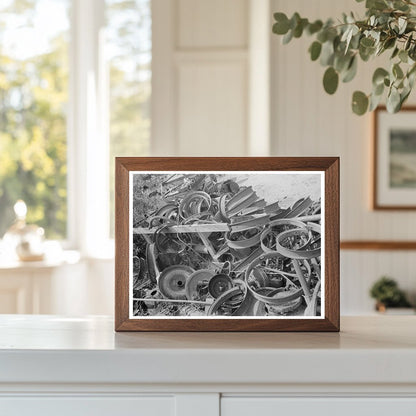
(374, 106, 416, 209)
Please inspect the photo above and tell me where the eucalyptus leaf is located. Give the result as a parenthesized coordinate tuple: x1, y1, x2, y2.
(391, 21, 399, 34)
(342, 56, 358, 82)
(320, 40, 335, 66)
(366, 0, 388, 9)
(372, 67, 389, 85)
(383, 37, 396, 50)
(391, 47, 399, 59)
(352, 91, 369, 115)
(282, 29, 293, 44)
(387, 87, 401, 112)
(316, 30, 327, 43)
(290, 12, 301, 30)
(396, 80, 404, 89)
(307, 20, 323, 35)
(369, 92, 383, 111)
(334, 52, 352, 72)
(398, 17, 407, 34)
(323, 67, 339, 94)
(408, 64, 416, 87)
(359, 44, 375, 61)
(360, 37, 375, 48)
(393, 0, 409, 11)
(393, 63, 404, 79)
(272, 2, 416, 115)
(350, 32, 361, 49)
(409, 64, 416, 76)
(409, 44, 416, 60)
(345, 25, 359, 52)
(273, 13, 290, 34)
(369, 30, 380, 44)
(408, 71, 416, 88)
(293, 18, 308, 38)
(341, 26, 352, 43)
(399, 49, 408, 63)
(401, 87, 411, 106)
(309, 41, 322, 61)
(347, 13, 355, 24)
(373, 82, 385, 96)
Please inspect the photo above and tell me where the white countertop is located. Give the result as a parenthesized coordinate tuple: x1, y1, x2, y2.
(0, 315, 415, 386)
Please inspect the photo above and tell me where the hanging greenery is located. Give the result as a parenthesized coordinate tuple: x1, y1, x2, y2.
(272, 0, 416, 115)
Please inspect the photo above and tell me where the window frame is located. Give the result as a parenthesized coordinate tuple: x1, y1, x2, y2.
(67, 0, 112, 257)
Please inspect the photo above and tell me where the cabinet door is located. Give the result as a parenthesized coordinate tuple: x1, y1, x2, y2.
(0, 396, 174, 416)
(221, 397, 416, 416)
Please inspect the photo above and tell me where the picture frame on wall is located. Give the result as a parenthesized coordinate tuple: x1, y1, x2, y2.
(115, 157, 339, 332)
(373, 106, 416, 210)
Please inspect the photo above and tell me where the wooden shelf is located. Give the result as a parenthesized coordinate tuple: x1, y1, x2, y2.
(341, 241, 416, 250)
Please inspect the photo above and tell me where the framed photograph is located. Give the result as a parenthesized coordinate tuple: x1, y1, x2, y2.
(115, 157, 339, 332)
(373, 106, 416, 209)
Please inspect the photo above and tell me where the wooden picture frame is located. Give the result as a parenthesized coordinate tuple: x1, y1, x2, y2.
(373, 106, 416, 210)
(115, 157, 339, 332)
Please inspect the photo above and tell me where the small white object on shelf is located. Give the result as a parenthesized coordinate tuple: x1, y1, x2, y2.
(3, 200, 45, 261)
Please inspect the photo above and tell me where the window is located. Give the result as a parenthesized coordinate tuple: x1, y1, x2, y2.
(0, 0, 70, 239)
(106, 0, 151, 237)
(0, 0, 151, 251)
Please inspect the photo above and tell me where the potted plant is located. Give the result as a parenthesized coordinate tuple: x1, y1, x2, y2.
(369, 276, 414, 313)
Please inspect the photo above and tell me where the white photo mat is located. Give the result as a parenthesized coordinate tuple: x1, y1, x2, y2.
(129, 171, 325, 319)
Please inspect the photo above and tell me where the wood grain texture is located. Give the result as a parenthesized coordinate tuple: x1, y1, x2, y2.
(325, 157, 340, 331)
(115, 157, 340, 332)
(115, 160, 130, 330)
(373, 106, 416, 210)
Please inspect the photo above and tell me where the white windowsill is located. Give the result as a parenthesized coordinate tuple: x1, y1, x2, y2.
(0, 249, 81, 271)
(0, 237, 115, 270)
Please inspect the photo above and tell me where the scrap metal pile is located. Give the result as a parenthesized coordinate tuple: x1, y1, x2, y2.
(132, 174, 322, 317)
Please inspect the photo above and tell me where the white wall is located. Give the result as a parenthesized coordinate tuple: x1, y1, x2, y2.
(152, 0, 262, 156)
(42, 0, 416, 317)
(271, 0, 416, 313)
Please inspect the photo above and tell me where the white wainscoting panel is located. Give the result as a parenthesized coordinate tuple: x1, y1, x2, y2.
(177, 0, 248, 49)
(152, 0, 251, 157)
(177, 60, 247, 156)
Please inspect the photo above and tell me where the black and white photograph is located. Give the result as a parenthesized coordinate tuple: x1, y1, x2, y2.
(129, 171, 324, 319)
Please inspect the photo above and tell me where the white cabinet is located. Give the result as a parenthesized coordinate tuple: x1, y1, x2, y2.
(1, 316, 416, 416)
(222, 398, 416, 416)
(1, 397, 175, 416)
(3, 396, 416, 416)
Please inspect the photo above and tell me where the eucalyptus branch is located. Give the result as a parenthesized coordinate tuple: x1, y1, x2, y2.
(272, 0, 416, 115)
